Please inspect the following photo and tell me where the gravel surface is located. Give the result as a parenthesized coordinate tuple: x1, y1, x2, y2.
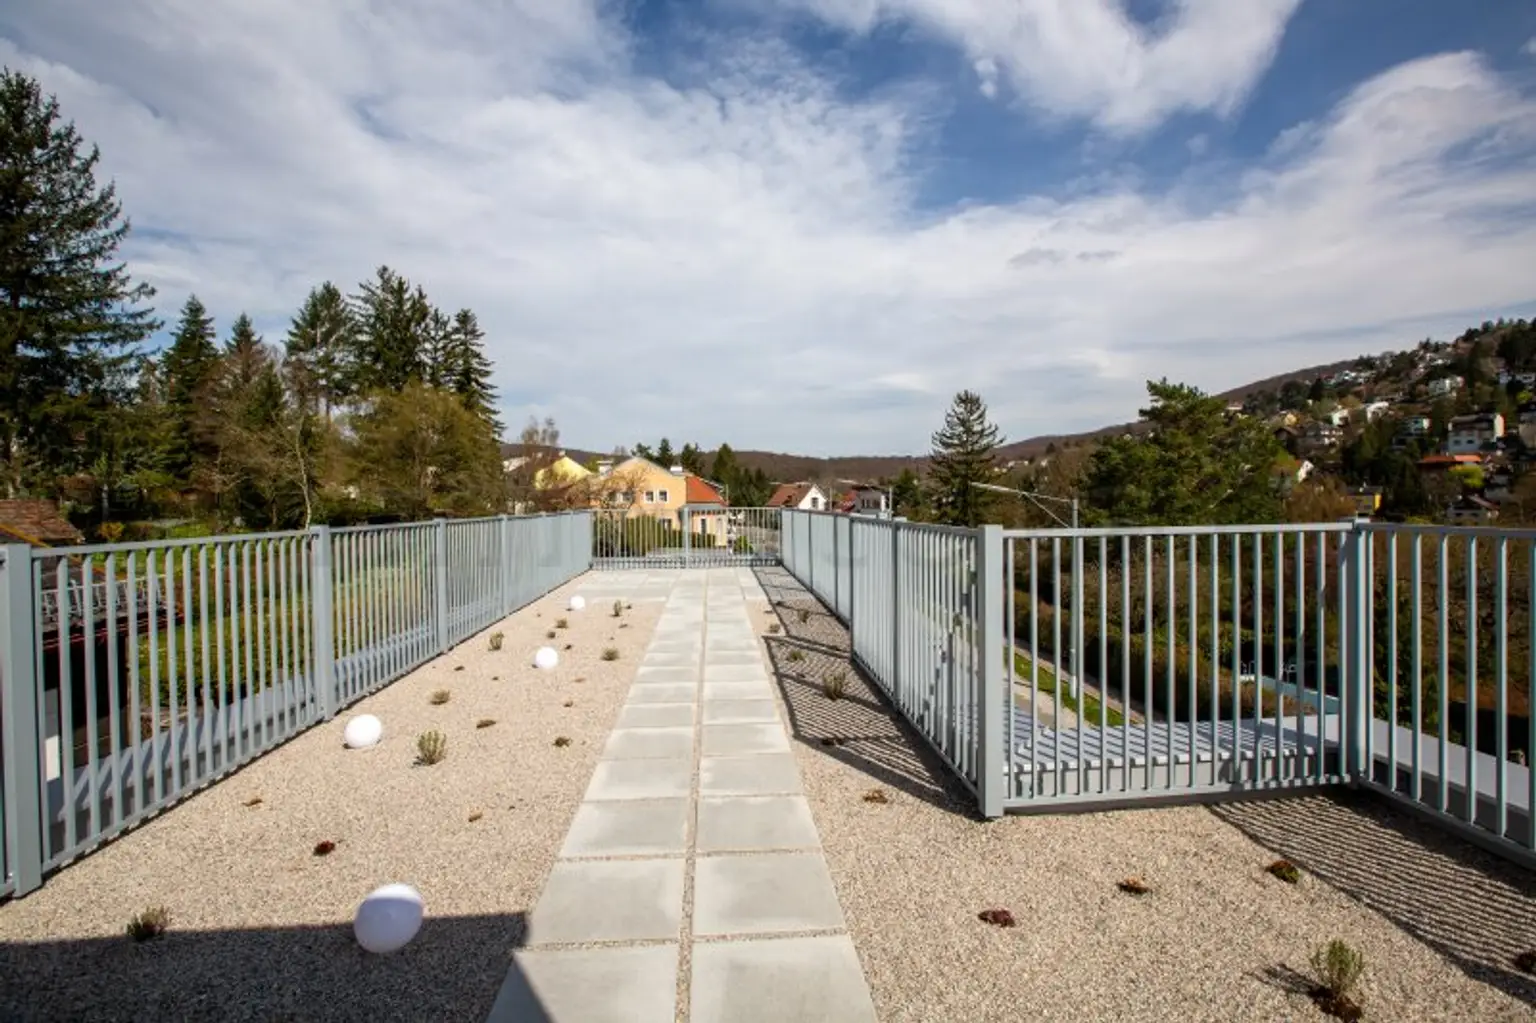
(755, 565, 1536, 1023)
(0, 580, 659, 1023)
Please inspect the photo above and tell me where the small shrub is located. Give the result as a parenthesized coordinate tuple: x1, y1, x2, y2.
(468, 811, 483, 823)
(824, 671, 847, 700)
(1117, 877, 1151, 896)
(553, 736, 572, 748)
(768, 623, 781, 634)
(625, 602, 632, 610)
(1267, 859, 1301, 884)
(546, 629, 557, 639)
(430, 689, 451, 705)
(476, 718, 496, 729)
(489, 632, 504, 651)
(564, 643, 573, 650)
(1309, 940, 1365, 1021)
(563, 699, 574, 707)
(862, 788, 889, 804)
(601, 648, 620, 661)
(977, 908, 1016, 928)
(787, 649, 804, 663)
(556, 617, 569, 629)
(313, 840, 337, 857)
(127, 907, 170, 942)
(243, 795, 263, 807)
(612, 600, 624, 617)
(416, 730, 448, 765)
(454, 665, 464, 672)
(798, 608, 810, 624)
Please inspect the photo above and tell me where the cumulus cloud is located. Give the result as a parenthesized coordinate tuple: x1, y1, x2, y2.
(1, 4, 1534, 456)
(776, 0, 1303, 134)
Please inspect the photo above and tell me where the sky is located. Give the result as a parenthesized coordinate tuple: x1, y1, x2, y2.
(4, 1, 1536, 457)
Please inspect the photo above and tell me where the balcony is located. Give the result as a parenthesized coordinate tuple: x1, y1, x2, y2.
(1, 511, 1534, 1021)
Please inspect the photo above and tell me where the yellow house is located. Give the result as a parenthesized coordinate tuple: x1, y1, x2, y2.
(533, 454, 592, 491)
(598, 457, 731, 544)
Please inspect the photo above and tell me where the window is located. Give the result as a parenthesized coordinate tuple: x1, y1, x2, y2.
(644, 490, 655, 503)
(810, 496, 821, 510)
(658, 490, 669, 503)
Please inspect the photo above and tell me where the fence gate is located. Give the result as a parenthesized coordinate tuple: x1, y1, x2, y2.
(591, 507, 781, 568)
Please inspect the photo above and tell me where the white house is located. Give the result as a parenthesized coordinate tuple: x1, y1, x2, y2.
(1446, 412, 1504, 454)
(1362, 400, 1391, 422)
(1326, 407, 1351, 427)
(851, 486, 890, 517)
(1427, 376, 1463, 398)
(766, 482, 827, 512)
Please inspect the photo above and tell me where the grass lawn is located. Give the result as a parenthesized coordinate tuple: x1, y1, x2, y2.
(1012, 651, 1127, 728)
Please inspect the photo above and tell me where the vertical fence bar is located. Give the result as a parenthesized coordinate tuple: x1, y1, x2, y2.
(1, 546, 44, 895)
(434, 519, 449, 655)
(1343, 521, 1370, 780)
(311, 526, 337, 720)
(977, 525, 1004, 817)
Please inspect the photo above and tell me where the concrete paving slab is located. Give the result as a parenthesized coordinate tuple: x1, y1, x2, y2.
(696, 795, 821, 852)
(705, 637, 761, 653)
(699, 754, 804, 797)
(702, 680, 775, 701)
(702, 649, 763, 667)
(584, 758, 693, 800)
(603, 726, 694, 761)
(528, 859, 684, 944)
(615, 703, 696, 729)
(702, 699, 779, 725)
(489, 945, 678, 1023)
(703, 663, 771, 682)
(689, 936, 877, 1023)
(560, 798, 690, 858)
(702, 723, 791, 756)
(692, 852, 847, 936)
(627, 683, 699, 704)
(634, 665, 701, 684)
(641, 648, 700, 668)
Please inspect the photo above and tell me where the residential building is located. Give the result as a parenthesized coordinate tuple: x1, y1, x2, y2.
(0, 500, 84, 547)
(1351, 488, 1383, 517)
(533, 453, 593, 491)
(1298, 421, 1341, 454)
(1362, 400, 1391, 422)
(1446, 495, 1498, 525)
(1485, 470, 1515, 503)
(851, 485, 890, 517)
(1417, 453, 1483, 476)
(1325, 407, 1351, 428)
(1426, 376, 1463, 398)
(604, 457, 694, 526)
(1446, 412, 1503, 454)
(1498, 369, 1536, 388)
(1273, 425, 1300, 456)
(766, 482, 827, 512)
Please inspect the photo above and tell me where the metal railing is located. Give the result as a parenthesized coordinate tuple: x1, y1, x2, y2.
(0, 512, 590, 897)
(780, 511, 1536, 869)
(592, 507, 781, 568)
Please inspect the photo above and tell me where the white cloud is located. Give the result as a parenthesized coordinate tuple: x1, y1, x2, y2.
(776, 0, 1303, 134)
(2, 6, 1535, 457)
(1523, 36, 1536, 57)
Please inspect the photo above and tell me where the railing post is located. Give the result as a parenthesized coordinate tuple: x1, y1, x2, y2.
(433, 518, 449, 654)
(498, 514, 512, 615)
(682, 507, 691, 567)
(1, 544, 45, 896)
(1341, 518, 1371, 780)
(890, 522, 901, 691)
(309, 527, 337, 721)
(976, 525, 1006, 818)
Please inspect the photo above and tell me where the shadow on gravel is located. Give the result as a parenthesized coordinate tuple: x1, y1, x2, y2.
(1212, 791, 1536, 1008)
(0, 911, 539, 1023)
(752, 565, 979, 818)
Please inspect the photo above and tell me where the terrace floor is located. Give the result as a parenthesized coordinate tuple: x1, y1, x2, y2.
(2, 568, 1535, 1022)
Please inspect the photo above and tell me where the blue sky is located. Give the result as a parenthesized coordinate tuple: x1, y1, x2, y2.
(3, 1, 1535, 455)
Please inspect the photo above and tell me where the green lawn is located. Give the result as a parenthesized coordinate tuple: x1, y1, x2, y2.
(1011, 651, 1127, 728)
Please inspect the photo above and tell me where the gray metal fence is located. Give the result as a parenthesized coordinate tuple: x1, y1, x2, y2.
(592, 507, 781, 568)
(0, 512, 590, 897)
(780, 511, 1536, 869)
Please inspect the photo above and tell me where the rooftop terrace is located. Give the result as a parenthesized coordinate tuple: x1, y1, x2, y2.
(1, 510, 1534, 1020)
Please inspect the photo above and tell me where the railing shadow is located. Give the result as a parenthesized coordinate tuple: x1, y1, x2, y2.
(1210, 791, 1536, 1008)
(0, 911, 540, 1023)
(752, 566, 979, 819)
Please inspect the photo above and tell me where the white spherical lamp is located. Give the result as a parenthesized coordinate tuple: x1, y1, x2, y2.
(534, 646, 559, 670)
(343, 714, 383, 750)
(568, 595, 586, 612)
(353, 883, 424, 954)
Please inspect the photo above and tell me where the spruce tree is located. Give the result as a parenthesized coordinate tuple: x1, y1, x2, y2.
(421, 307, 455, 390)
(446, 308, 498, 431)
(351, 265, 430, 392)
(0, 68, 159, 496)
(927, 390, 1003, 527)
(160, 295, 219, 481)
(285, 281, 356, 419)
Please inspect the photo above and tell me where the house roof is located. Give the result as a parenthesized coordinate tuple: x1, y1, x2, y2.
(685, 475, 726, 506)
(1417, 454, 1483, 468)
(0, 500, 84, 546)
(767, 483, 815, 508)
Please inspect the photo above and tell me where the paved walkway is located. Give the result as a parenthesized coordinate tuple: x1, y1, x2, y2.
(487, 569, 878, 1023)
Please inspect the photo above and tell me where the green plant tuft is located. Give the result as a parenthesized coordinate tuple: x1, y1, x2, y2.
(768, 623, 781, 634)
(416, 730, 448, 765)
(824, 670, 847, 700)
(127, 907, 170, 942)
(1310, 940, 1364, 1000)
(546, 629, 557, 639)
(797, 608, 810, 624)
(787, 649, 804, 663)
(430, 689, 450, 705)
(553, 736, 572, 747)
(1267, 859, 1301, 884)
(601, 647, 620, 661)
(612, 599, 624, 617)
(556, 617, 569, 629)
(488, 632, 504, 651)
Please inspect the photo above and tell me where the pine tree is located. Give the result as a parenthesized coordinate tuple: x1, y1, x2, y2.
(351, 266, 431, 392)
(927, 390, 1003, 527)
(160, 295, 219, 481)
(0, 68, 159, 496)
(656, 438, 675, 467)
(446, 309, 498, 432)
(285, 281, 356, 420)
(421, 307, 454, 389)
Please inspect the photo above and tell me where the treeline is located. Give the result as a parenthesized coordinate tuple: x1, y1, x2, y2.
(1, 68, 505, 535)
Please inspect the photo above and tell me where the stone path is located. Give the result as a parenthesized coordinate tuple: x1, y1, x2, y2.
(486, 568, 878, 1023)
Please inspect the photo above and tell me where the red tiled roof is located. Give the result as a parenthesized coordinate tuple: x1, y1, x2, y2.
(685, 475, 726, 506)
(1417, 454, 1482, 468)
(767, 483, 813, 508)
(0, 500, 84, 546)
